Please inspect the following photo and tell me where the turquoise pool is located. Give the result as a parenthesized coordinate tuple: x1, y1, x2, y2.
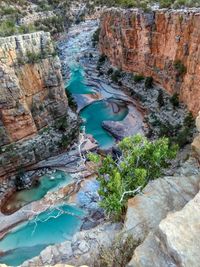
(67, 65, 95, 94)
(66, 64, 128, 148)
(80, 99, 128, 148)
(0, 204, 84, 266)
(2, 171, 72, 215)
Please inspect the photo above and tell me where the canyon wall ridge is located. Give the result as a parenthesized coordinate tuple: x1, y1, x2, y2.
(0, 31, 79, 180)
(99, 8, 200, 116)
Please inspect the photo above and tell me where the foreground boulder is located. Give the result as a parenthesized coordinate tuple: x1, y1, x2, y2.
(129, 190, 200, 267)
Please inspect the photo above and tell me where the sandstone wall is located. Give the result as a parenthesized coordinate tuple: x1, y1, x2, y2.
(0, 32, 78, 179)
(0, 31, 68, 145)
(99, 8, 200, 116)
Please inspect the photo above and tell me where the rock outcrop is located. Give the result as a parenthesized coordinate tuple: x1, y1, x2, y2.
(124, 157, 200, 243)
(0, 32, 79, 180)
(128, 187, 200, 267)
(21, 223, 121, 267)
(125, 113, 200, 267)
(99, 8, 200, 116)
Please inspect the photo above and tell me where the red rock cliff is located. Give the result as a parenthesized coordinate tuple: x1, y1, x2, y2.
(0, 32, 78, 179)
(0, 31, 68, 145)
(99, 8, 200, 116)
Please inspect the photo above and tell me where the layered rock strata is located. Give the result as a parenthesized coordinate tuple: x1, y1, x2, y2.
(0, 32, 78, 179)
(99, 8, 200, 115)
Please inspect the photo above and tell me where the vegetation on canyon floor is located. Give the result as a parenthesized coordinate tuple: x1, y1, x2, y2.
(88, 134, 178, 220)
(96, 54, 196, 149)
(1, 0, 200, 37)
(97, 0, 200, 8)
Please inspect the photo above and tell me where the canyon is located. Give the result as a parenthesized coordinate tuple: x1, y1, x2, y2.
(0, 2, 200, 267)
(99, 8, 200, 116)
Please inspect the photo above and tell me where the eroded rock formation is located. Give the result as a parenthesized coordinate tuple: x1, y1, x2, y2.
(0, 32, 78, 180)
(99, 8, 200, 116)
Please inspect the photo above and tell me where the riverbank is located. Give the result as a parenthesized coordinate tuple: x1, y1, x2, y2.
(58, 20, 145, 146)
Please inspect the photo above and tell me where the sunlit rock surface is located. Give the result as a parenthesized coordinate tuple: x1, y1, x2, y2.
(100, 8, 200, 116)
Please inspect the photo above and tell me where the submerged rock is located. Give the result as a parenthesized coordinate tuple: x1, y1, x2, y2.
(102, 105, 144, 140)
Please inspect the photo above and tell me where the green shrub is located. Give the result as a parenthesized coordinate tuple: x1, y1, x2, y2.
(92, 27, 100, 46)
(89, 134, 178, 220)
(97, 54, 107, 70)
(98, 54, 107, 64)
(107, 67, 114, 76)
(111, 69, 122, 83)
(160, 0, 174, 8)
(172, 127, 191, 148)
(65, 89, 77, 111)
(0, 19, 16, 37)
(92, 0, 200, 10)
(170, 92, 179, 108)
(133, 74, 144, 83)
(54, 117, 68, 132)
(59, 135, 69, 148)
(145, 76, 153, 88)
(184, 111, 195, 128)
(0, 19, 36, 37)
(174, 60, 187, 75)
(18, 24, 36, 34)
(26, 51, 42, 64)
(34, 16, 64, 34)
(15, 167, 25, 190)
(157, 89, 165, 108)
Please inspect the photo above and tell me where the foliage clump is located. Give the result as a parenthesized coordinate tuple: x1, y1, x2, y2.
(65, 88, 77, 111)
(97, 54, 107, 70)
(145, 76, 153, 88)
(54, 117, 68, 132)
(111, 69, 123, 83)
(89, 134, 178, 220)
(95, 0, 200, 9)
(133, 74, 145, 83)
(157, 89, 164, 107)
(92, 27, 101, 47)
(170, 92, 179, 108)
(15, 167, 25, 190)
(174, 60, 187, 76)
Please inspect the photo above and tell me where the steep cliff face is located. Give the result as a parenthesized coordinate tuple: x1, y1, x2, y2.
(99, 8, 200, 116)
(0, 32, 78, 179)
